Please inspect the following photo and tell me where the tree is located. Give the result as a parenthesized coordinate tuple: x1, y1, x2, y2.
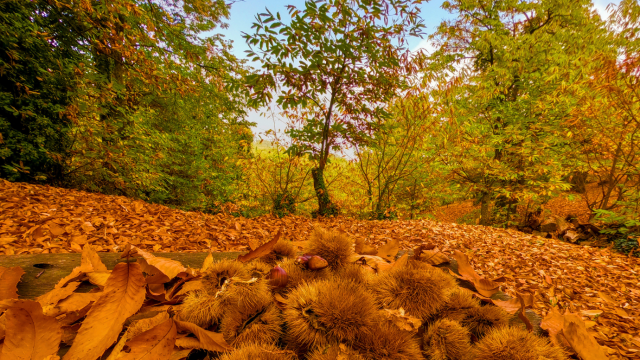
(244, 0, 425, 216)
(353, 93, 436, 219)
(424, 0, 605, 225)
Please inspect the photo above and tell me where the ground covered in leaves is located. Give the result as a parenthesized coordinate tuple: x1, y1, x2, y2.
(1, 180, 640, 358)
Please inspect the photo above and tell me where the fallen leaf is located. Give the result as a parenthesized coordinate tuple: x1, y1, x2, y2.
(174, 319, 231, 352)
(382, 307, 422, 332)
(376, 238, 400, 261)
(563, 313, 608, 360)
(63, 262, 146, 360)
(55, 245, 105, 289)
(391, 252, 409, 270)
(237, 229, 282, 263)
(37, 282, 81, 309)
(129, 246, 186, 284)
(348, 254, 393, 273)
(0, 266, 25, 300)
(355, 237, 377, 255)
(86, 271, 111, 288)
(1, 300, 61, 360)
(201, 252, 214, 272)
(117, 318, 176, 360)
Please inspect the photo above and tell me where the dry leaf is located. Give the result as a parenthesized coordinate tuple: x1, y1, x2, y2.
(391, 252, 409, 270)
(55, 245, 106, 289)
(117, 318, 176, 360)
(0, 266, 25, 300)
(129, 246, 186, 284)
(63, 262, 146, 360)
(354, 237, 377, 255)
(237, 229, 282, 263)
(376, 238, 400, 261)
(348, 254, 393, 273)
(86, 271, 111, 288)
(383, 308, 422, 332)
(201, 252, 214, 272)
(1, 300, 61, 360)
(174, 319, 231, 352)
(563, 313, 608, 360)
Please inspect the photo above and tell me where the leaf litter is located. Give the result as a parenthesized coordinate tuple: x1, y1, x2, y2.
(0, 181, 639, 358)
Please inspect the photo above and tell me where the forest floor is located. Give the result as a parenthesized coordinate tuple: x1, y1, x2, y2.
(1, 179, 640, 357)
(433, 184, 597, 224)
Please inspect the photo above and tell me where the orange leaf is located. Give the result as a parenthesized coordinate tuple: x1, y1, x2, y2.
(1, 300, 61, 360)
(118, 318, 176, 360)
(391, 252, 409, 270)
(237, 229, 282, 263)
(174, 319, 231, 352)
(129, 246, 186, 284)
(201, 252, 214, 272)
(451, 250, 481, 282)
(55, 245, 105, 289)
(63, 263, 146, 360)
(562, 313, 608, 360)
(0, 266, 25, 300)
(355, 237, 377, 255)
(376, 238, 400, 261)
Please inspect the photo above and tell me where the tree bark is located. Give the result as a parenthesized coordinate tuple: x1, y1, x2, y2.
(311, 167, 337, 217)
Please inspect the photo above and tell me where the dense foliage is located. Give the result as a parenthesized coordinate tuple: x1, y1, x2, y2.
(2, 0, 639, 248)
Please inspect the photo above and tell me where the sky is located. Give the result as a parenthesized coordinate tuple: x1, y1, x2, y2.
(211, 0, 620, 137)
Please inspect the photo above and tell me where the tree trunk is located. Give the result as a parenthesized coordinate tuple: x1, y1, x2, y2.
(479, 192, 491, 226)
(312, 167, 337, 217)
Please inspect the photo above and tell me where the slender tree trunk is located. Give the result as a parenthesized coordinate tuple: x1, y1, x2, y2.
(311, 166, 337, 217)
(479, 191, 491, 226)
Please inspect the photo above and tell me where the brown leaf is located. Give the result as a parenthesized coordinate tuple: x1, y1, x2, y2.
(86, 271, 111, 288)
(451, 250, 481, 282)
(48, 292, 102, 317)
(201, 251, 214, 272)
(516, 293, 533, 331)
(55, 245, 105, 289)
(354, 237, 377, 255)
(37, 282, 81, 311)
(0, 266, 25, 300)
(562, 313, 608, 360)
(419, 249, 450, 265)
(382, 308, 422, 332)
(376, 238, 400, 261)
(1, 300, 61, 360)
(237, 229, 282, 263)
(348, 255, 393, 273)
(391, 252, 409, 270)
(63, 262, 146, 360)
(118, 318, 176, 360)
(174, 319, 231, 352)
(129, 246, 186, 284)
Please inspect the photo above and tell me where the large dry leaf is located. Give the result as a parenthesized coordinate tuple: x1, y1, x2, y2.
(55, 245, 105, 289)
(1, 300, 61, 360)
(86, 271, 111, 288)
(37, 282, 81, 308)
(563, 313, 608, 360)
(382, 308, 422, 333)
(376, 238, 400, 261)
(201, 252, 214, 272)
(541, 307, 571, 349)
(48, 292, 102, 317)
(451, 250, 482, 282)
(107, 312, 171, 360)
(391, 253, 409, 270)
(237, 229, 281, 263)
(129, 246, 186, 284)
(354, 237, 377, 255)
(63, 262, 146, 360)
(174, 319, 231, 352)
(118, 318, 176, 360)
(0, 266, 25, 300)
(492, 292, 534, 315)
(348, 254, 393, 273)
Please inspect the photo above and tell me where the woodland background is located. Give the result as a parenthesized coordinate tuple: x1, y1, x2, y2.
(1, 0, 639, 254)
